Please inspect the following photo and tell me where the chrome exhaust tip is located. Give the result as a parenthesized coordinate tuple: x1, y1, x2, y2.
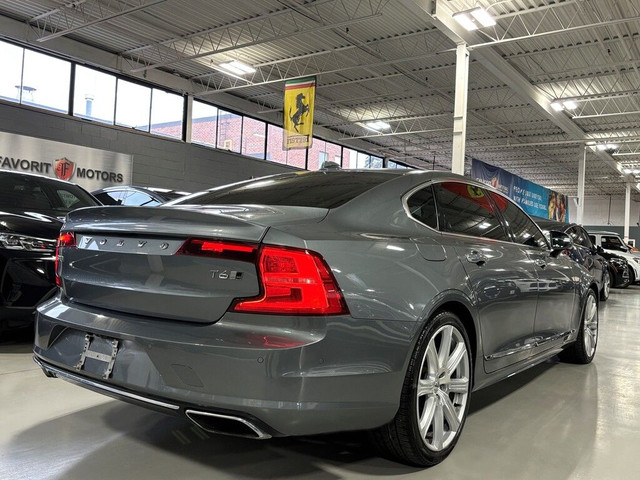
(185, 410, 271, 440)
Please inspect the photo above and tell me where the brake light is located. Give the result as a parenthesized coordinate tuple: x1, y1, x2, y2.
(177, 238, 257, 261)
(55, 232, 76, 286)
(231, 245, 349, 316)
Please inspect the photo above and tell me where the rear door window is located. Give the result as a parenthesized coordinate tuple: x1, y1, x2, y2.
(433, 182, 510, 241)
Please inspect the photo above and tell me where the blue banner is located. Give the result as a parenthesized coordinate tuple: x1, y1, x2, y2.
(471, 158, 568, 222)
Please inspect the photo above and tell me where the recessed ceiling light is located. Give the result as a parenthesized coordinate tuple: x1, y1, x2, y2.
(366, 120, 391, 131)
(219, 60, 256, 75)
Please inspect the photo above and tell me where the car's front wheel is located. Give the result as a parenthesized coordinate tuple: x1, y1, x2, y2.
(371, 310, 472, 467)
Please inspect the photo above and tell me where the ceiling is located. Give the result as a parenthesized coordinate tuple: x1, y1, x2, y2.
(0, 0, 639, 198)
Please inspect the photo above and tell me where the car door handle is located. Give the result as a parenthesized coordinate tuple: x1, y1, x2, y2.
(535, 259, 547, 269)
(466, 250, 487, 265)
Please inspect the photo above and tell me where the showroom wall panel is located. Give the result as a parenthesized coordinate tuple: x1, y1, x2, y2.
(0, 101, 296, 193)
(569, 196, 640, 241)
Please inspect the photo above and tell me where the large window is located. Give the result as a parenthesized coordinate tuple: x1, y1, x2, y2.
(266, 124, 287, 164)
(308, 139, 342, 170)
(150, 89, 183, 139)
(0, 42, 395, 174)
(217, 109, 242, 153)
(115, 79, 151, 131)
(21, 49, 71, 113)
(191, 100, 218, 147)
(73, 66, 116, 124)
(241, 117, 266, 159)
(0, 41, 23, 103)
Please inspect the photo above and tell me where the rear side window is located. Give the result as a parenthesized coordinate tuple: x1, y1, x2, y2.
(173, 171, 401, 208)
(488, 191, 548, 248)
(94, 190, 125, 205)
(406, 185, 437, 229)
(433, 182, 509, 241)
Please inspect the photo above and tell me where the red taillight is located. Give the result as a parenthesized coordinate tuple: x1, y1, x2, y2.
(55, 232, 75, 286)
(177, 238, 257, 260)
(231, 245, 349, 316)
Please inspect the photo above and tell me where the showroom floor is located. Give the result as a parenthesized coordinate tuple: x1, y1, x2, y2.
(2, 287, 639, 480)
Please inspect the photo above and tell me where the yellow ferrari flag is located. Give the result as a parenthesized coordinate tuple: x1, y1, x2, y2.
(283, 77, 316, 150)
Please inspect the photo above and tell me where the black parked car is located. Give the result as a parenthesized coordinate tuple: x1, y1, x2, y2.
(536, 218, 629, 297)
(92, 185, 190, 206)
(0, 170, 99, 333)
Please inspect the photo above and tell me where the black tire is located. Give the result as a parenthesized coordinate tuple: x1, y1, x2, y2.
(600, 269, 610, 301)
(370, 311, 472, 467)
(618, 265, 631, 289)
(630, 267, 636, 285)
(560, 289, 598, 364)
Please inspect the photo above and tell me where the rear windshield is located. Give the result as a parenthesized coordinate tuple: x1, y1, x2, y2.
(0, 174, 99, 213)
(172, 171, 401, 208)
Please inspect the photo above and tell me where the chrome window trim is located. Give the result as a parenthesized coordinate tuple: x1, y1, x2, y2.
(401, 178, 550, 251)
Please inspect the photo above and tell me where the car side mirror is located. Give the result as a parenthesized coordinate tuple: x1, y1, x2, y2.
(596, 245, 604, 254)
(549, 230, 573, 255)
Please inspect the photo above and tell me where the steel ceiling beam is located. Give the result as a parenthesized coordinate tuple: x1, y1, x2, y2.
(403, 0, 640, 190)
(36, 0, 169, 43)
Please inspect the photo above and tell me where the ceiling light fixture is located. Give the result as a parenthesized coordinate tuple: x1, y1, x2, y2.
(452, 7, 496, 31)
(563, 100, 578, 110)
(219, 60, 256, 75)
(551, 101, 564, 112)
(365, 120, 391, 131)
(597, 143, 618, 151)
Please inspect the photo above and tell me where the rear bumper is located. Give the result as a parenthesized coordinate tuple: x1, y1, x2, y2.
(34, 296, 414, 436)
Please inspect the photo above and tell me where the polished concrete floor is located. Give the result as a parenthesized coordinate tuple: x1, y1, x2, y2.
(2, 286, 640, 479)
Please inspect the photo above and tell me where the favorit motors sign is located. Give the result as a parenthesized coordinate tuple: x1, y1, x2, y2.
(0, 131, 132, 190)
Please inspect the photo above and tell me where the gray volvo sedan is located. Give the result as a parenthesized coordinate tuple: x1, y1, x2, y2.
(34, 170, 598, 467)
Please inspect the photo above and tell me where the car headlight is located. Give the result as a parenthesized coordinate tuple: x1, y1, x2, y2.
(0, 233, 56, 253)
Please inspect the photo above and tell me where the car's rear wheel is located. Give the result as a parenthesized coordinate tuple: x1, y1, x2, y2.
(600, 270, 610, 301)
(371, 311, 472, 467)
(560, 289, 598, 364)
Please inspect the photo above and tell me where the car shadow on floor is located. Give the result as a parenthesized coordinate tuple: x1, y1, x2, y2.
(5, 357, 595, 480)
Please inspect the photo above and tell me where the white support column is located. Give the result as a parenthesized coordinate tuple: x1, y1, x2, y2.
(451, 43, 469, 175)
(624, 183, 631, 243)
(184, 94, 194, 143)
(577, 147, 586, 225)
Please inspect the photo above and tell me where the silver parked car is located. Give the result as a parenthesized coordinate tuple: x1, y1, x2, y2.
(34, 170, 599, 467)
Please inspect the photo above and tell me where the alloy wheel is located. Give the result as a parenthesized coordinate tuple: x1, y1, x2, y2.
(583, 294, 598, 358)
(416, 324, 470, 451)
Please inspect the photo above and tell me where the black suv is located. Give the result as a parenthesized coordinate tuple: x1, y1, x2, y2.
(536, 218, 630, 296)
(0, 171, 99, 333)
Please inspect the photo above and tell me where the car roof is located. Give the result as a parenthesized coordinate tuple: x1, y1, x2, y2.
(587, 231, 620, 235)
(0, 168, 83, 188)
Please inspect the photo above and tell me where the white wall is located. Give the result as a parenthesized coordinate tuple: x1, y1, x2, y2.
(569, 196, 640, 227)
